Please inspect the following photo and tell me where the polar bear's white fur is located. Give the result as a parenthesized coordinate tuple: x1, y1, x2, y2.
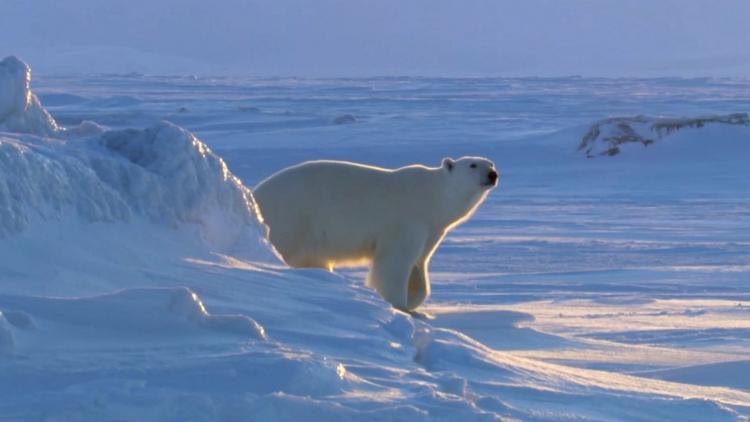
(253, 157, 499, 311)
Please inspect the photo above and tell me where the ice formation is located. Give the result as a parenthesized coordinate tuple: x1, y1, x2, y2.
(0, 56, 275, 259)
(0, 56, 60, 136)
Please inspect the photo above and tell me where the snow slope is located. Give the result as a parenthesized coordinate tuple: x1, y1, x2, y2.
(1, 57, 750, 421)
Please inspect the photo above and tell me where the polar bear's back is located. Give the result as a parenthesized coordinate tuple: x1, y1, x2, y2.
(254, 160, 435, 267)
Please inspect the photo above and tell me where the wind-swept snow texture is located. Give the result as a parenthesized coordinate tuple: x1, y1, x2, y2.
(2, 56, 750, 421)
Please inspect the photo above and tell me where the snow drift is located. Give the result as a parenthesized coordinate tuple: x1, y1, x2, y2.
(0, 287, 266, 343)
(579, 113, 750, 157)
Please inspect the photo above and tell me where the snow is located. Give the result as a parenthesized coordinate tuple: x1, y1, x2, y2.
(0, 311, 14, 354)
(645, 360, 750, 391)
(2, 56, 750, 420)
(0, 123, 275, 258)
(579, 113, 750, 158)
(0, 287, 266, 342)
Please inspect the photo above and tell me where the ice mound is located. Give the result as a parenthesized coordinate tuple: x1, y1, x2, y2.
(0, 123, 273, 257)
(0, 59, 275, 259)
(93, 122, 272, 253)
(0, 56, 60, 136)
(0, 287, 266, 340)
(579, 113, 750, 157)
(0, 134, 122, 236)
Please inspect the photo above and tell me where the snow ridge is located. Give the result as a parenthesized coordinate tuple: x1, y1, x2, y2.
(579, 113, 750, 157)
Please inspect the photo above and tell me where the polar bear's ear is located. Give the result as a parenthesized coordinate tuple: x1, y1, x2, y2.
(442, 157, 455, 172)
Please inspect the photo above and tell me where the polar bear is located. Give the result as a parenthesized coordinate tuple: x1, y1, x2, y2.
(253, 157, 499, 311)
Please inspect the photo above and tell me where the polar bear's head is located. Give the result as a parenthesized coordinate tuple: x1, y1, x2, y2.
(439, 156, 499, 225)
(442, 156, 499, 190)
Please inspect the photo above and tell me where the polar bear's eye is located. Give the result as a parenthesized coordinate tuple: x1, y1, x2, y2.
(470, 164, 477, 169)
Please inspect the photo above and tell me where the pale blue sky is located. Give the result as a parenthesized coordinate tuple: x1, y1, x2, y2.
(2, 0, 749, 76)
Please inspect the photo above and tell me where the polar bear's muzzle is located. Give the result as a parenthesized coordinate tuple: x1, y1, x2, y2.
(485, 170, 499, 187)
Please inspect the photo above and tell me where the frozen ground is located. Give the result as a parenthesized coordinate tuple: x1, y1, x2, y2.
(1, 58, 749, 420)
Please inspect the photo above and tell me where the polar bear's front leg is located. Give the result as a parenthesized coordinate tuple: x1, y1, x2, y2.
(405, 230, 444, 310)
(367, 226, 428, 311)
(406, 263, 430, 310)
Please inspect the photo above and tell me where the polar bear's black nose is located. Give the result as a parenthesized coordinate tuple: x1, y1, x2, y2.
(488, 170, 498, 185)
